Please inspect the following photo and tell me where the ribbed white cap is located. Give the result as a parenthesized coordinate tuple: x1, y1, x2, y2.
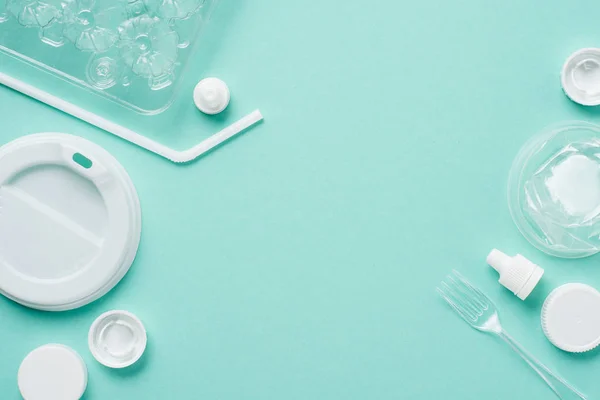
(542, 283, 600, 352)
(486, 249, 544, 300)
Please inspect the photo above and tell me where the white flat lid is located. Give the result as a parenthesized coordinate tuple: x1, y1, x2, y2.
(18, 344, 87, 400)
(542, 283, 600, 352)
(0, 133, 141, 310)
(89, 310, 147, 368)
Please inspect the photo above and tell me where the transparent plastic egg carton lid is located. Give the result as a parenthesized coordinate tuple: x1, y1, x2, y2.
(0, 0, 263, 163)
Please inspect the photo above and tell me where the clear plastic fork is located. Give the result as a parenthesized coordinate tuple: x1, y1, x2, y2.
(437, 270, 586, 400)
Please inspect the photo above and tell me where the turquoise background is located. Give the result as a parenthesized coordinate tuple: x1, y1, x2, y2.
(2, 0, 600, 398)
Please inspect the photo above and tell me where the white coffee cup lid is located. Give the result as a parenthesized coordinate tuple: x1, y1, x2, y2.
(542, 283, 600, 352)
(89, 310, 147, 368)
(18, 344, 87, 400)
(0, 134, 141, 310)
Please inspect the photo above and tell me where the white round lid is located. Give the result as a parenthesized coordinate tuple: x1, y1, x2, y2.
(562, 48, 600, 106)
(0, 134, 141, 310)
(193, 77, 230, 115)
(541, 283, 600, 352)
(18, 344, 87, 400)
(89, 310, 147, 368)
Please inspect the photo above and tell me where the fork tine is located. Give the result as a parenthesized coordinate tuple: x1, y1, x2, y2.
(437, 283, 477, 322)
(451, 270, 491, 310)
(446, 274, 487, 315)
(436, 287, 472, 322)
(441, 274, 482, 318)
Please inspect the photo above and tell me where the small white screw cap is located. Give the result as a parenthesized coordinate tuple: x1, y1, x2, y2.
(542, 283, 600, 352)
(486, 249, 544, 300)
(193, 77, 230, 115)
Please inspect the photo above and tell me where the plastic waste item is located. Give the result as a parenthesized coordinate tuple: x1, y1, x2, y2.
(0, 1, 264, 161)
(89, 310, 147, 368)
(0, 0, 219, 112)
(486, 249, 544, 300)
(18, 344, 88, 400)
(0, 133, 141, 311)
(62, 0, 126, 53)
(437, 270, 587, 400)
(0, 71, 263, 163)
(508, 121, 600, 258)
(194, 77, 230, 115)
(118, 14, 179, 82)
(145, 0, 206, 19)
(86, 55, 120, 89)
(562, 48, 600, 106)
(542, 283, 600, 353)
(6, 0, 62, 28)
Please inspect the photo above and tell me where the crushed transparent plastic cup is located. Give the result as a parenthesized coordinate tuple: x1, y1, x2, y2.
(508, 122, 600, 258)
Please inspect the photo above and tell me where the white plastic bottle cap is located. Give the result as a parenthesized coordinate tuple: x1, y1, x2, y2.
(193, 77, 230, 115)
(0, 134, 141, 311)
(486, 249, 544, 300)
(561, 48, 600, 106)
(18, 344, 87, 400)
(542, 283, 600, 353)
(89, 310, 147, 368)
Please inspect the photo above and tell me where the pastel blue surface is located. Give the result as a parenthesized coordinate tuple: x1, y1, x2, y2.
(2, 1, 600, 399)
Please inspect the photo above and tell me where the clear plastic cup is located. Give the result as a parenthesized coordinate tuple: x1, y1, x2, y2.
(508, 121, 600, 258)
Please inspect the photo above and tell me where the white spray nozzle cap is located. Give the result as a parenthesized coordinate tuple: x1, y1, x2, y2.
(486, 249, 544, 300)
